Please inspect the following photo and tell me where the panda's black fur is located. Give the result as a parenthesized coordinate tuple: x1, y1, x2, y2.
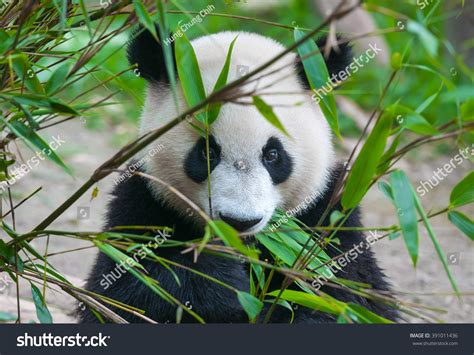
(77, 29, 398, 323)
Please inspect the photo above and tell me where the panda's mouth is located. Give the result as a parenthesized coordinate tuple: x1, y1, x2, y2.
(219, 213, 263, 232)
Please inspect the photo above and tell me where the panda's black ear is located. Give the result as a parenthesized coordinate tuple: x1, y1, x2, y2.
(127, 26, 176, 83)
(296, 36, 352, 89)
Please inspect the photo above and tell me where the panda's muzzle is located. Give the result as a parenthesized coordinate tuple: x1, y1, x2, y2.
(219, 213, 262, 232)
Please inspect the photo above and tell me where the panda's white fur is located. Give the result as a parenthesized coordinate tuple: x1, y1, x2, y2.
(139, 31, 334, 234)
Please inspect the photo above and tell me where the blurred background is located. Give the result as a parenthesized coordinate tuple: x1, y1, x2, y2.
(0, 0, 472, 323)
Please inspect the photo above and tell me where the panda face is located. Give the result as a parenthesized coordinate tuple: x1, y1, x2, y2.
(133, 31, 336, 233)
(183, 109, 294, 233)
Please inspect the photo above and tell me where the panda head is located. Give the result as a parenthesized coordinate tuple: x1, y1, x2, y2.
(128, 29, 351, 234)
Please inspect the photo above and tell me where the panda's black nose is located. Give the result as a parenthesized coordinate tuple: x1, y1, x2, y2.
(219, 213, 262, 232)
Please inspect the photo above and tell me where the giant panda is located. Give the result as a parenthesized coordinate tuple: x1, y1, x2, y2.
(77, 28, 398, 323)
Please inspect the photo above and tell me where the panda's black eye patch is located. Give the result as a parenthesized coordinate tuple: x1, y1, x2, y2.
(200, 146, 218, 162)
(185, 135, 221, 183)
(262, 137, 293, 184)
(263, 148, 279, 164)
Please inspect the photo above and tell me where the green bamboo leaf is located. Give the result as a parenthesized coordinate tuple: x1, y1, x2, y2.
(48, 99, 79, 115)
(401, 111, 438, 135)
(175, 32, 207, 122)
(207, 36, 238, 125)
(294, 29, 339, 138)
(155, 0, 177, 107)
(256, 233, 298, 266)
(345, 303, 394, 324)
(95, 239, 205, 323)
(389, 170, 419, 267)
(95, 241, 146, 272)
(251, 264, 266, 291)
(31, 283, 53, 323)
(330, 210, 345, 226)
(0, 30, 13, 55)
(389, 232, 401, 240)
(448, 211, 474, 241)
(12, 56, 44, 95)
(52, 0, 67, 30)
(377, 181, 394, 202)
(197, 224, 212, 255)
(411, 187, 460, 295)
(252, 96, 289, 136)
(0, 118, 72, 175)
(341, 111, 393, 210)
(259, 211, 333, 275)
(407, 20, 439, 57)
(388, 104, 438, 135)
(133, 0, 158, 40)
(0, 239, 23, 273)
(450, 171, 474, 207)
(78, 0, 93, 36)
(267, 289, 341, 315)
(237, 291, 263, 320)
(441, 85, 474, 103)
(15, 103, 39, 129)
(2, 93, 50, 107)
(0, 239, 13, 260)
(0, 312, 16, 322)
(209, 220, 258, 259)
(415, 84, 443, 114)
(460, 99, 474, 122)
(377, 133, 401, 175)
(45, 63, 70, 95)
(2, 93, 79, 115)
(29, 264, 71, 285)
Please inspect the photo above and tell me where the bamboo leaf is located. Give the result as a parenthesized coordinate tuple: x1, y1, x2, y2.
(389, 104, 438, 135)
(237, 291, 263, 320)
(12, 55, 44, 95)
(45, 63, 70, 95)
(377, 133, 401, 174)
(411, 186, 460, 295)
(155, 0, 177, 106)
(133, 0, 158, 40)
(407, 20, 439, 57)
(252, 96, 289, 136)
(209, 220, 258, 259)
(330, 210, 345, 226)
(450, 171, 474, 207)
(267, 289, 341, 315)
(0, 239, 23, 273)
(341, 111, 393, 210)
(2, 93, 79, 115)
(377, 181, 394, 202)
(448, 211, 474, 241)
(389, 170, 419, 267)
(0, 312, 16, 321)
(415, 84, 443, 114)
(95, 241, 146, 272)
(344, 303, 394, 324)
(175, 31, 207, 122)
(31, 283, 53, 324)
(294, 29, 339, 138)
(197, 224, 212, 255)
(0, 118, 72, 175)
(460, 99, 474, 122)
(207, 36, 238, 125)
(95, 239, 205, 323)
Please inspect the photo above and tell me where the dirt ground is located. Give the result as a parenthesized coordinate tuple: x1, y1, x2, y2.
(0, 119, 472, 324)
